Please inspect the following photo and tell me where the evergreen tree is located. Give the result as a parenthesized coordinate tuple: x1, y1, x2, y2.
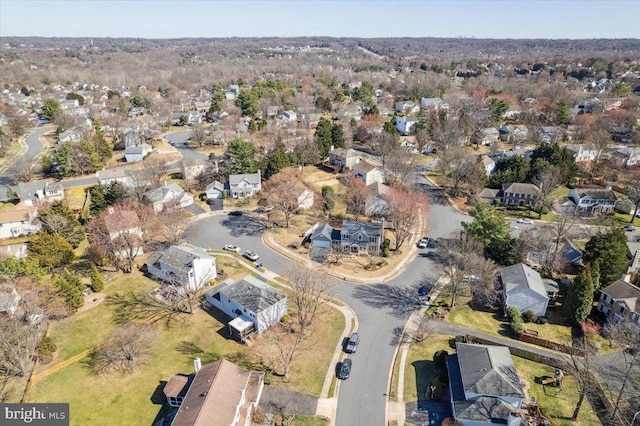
(463, 203, 522, 265)
(564, 264, 595, 325)
(90, 265, 105, 292)
(314, 117, 333, 157)
(331, 123, 346, 149)
(54, 269, 85, 312)
(226, 138, 257, 173)
(263, 144, 293, 180)
(38, 201, 85, 248)
(27, 232, 75, 270)
(583, 229, 629, 287)
(42, 98, 61, 120)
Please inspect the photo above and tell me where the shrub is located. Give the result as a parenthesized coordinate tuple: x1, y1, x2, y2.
(537, 317, 548, 325)
(90, 265, 105, 292)
(510, 321, 523, 336)
(522, 310, 537, 323)
(263, 371, 273, 385)
(506, 306, 521, 323)
(37, 336, 57, 358)
(433, 350, 449, 370)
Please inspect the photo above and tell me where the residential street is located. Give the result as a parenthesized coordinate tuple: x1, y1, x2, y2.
(185, 185, 470, 426)
(164, 129, 210, 162)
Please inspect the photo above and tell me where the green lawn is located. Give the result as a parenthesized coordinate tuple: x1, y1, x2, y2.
(28, 267, 345, 425)
(403, 335, 453, 402)
(513, 357, 600, 426)
(448, 300, 573, 344)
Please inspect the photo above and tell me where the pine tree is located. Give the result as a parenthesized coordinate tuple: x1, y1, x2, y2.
(564, 264, 595, 326)
(90, 265, 105, 292)
(55, 269, 85, 312)
(314, 117, 333, 157)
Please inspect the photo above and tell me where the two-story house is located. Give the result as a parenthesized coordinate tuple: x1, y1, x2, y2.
(501, 182, 541, 207)
(329, 148, 362, 171)
(498, 125, 529, 142)
(229, 171, 261, 199)
(537, 126, 564, 143)
(480, 128, 500, 146)
(205, 274, 287, 338)
(124, 143, 152, 163)
(480, 155, 496, 176)
(611, 147, 640, 167)
(597, 279, 640, 330)
(420, 97, 448, 111)
(395, 100, 419, 114)
(353, 161, 384, 186)
(144, 182, 195, 213)
(396, 116, 418, 135)
(567, 144, 601, 163)
(146, 245, 216, 292)
(339, 220, 383, 255)
(568, 188, 617, 214)
(103, 207, 143, 258)
(0, 202, 40, 240)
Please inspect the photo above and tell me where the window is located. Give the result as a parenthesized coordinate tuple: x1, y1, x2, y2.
(358, 235, 363, 241)
(343, 234, 350, 240)
(370, 237, 376, 243)
(619, 305, 626, 314)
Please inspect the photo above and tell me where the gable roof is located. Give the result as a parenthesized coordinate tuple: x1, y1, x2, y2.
(455, 343, 524, 399)
(171, 359, 264, 426)
(478, 188, 500, 200)
(207, 274, 286, 313)
(354, 160, 379, 174)
(500, 263, 548, 299)
(501, 182, 541, 196)
(229, 172, 261, 187)
(601, 280, 640, 314)
(341, 220, 383, 238)
(103, 209, 140, 233)
(574, 188, 617, 202)
(367, 182, 390, 197)
(145, 183, 187, 203)
(311, 223, 340, 242)
(147, 245, 214, 273)
(206, 180, 225, 192)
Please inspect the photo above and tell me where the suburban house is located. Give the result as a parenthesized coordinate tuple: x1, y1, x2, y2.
(339, 220, 384, 255)
(181, 158, 209, 181)
(396, 115, 418, 135)
(329, 147, 362, 171)
(168, 358, 264, 426)
(310, 223, 341, 249)
(560, 236, 583, 266)
(229, 171, 261, 199)
(500, 263, 550, 318)
(627, 242, 640, 274)
(14, 181, 65, 206)
(96, 169, 147, 189)
(537, 126, 564, 143)
(146, 245, 217, 292)
(353, 161, 384, 186)
(58, 129, 82, 143)
(567, 144, 601, 163)
(365, 182, 390, 216)
(597, 279, 640, 330)
(103, 207, 143, 258)
(400, 138, 418, 154)
(292, 186, 314, 210)
(420, 97, 448, 110)
(279, 110, 297, 122)
(480, 155, 496, 175)
(611, 147, 640, 167)
(501, 182, 541, 207)
(611, 127, 634, 144)
(395, 100, 419, 114)
(204, 274, 287, 338)
(144, 183, 195, 213)
(124, 143, 152, 163)
(477, 188, 501, 205)
(447, 342, 525, 426)
(480, 128, 500, 146)
(499, 125, 529, 142)
(614, 198, 636, 215)
(205, 180, 225, 200)
(568, 188, 617, 214)
(120, 130, 145, 148)
(0, 203, 40, 240)
(0, 284, 21, 316)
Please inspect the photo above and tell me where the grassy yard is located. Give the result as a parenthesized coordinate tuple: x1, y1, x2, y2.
(513, 357, 600, 426)
(28, 266, 345, 425)
(403, 335, 454, 402)
(448, 299, 573, 345)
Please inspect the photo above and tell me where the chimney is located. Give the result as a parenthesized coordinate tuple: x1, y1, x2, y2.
(194, 357, 202, 374)
(107, 206, 115, 215)
(163, 180, 167, 186)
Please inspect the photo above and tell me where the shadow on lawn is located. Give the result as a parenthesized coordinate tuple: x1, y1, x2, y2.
(352, 281, 429, 320)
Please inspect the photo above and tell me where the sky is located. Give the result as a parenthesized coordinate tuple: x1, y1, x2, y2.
(1, 0, 639, 39)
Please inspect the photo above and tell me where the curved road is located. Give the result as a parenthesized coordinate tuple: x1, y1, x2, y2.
(185, 187, 470, 425)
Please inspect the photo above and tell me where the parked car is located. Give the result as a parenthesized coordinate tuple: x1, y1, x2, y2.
(243, 250, 260, 261)
(223, 244, 241, 253)
(516, 218, 534, 224)
(345, 332, 360, 353)
(228, 210, 243, 216)
(622, 225, 636, 232)
(337, 359, 352, 380)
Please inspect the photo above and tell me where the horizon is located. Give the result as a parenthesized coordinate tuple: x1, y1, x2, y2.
(1, 0, 639, 40)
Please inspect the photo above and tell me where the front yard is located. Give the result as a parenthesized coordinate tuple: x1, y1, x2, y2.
(27, 265, 344, 425)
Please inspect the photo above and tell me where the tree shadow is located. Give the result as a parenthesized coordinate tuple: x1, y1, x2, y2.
(220, 215, 266, 237)
(411, 360, 435, 401)
(175, 340, 221, 364)
(351, 282, 427, 319)
(150, 380, 175, 426)
(200, 302, 237, 340)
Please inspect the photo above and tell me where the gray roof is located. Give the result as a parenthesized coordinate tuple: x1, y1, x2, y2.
(330, 148, 359, 159)
(478, 188, 500, 199)
(311, 223, 334, 242)
(601, 280, 640, 314)
(206, 180, 225, 192)
(124, 143, 151, 155)
(501, 182, 541, 196)
(500, 263, 548, 299)
(341, 220, 382, 239)
(145, 183, 186, 203)
(367, 182, 389, 197)
(455, 343, 524, 399)
(453, 395, 520, 424)
(147, 245, 214, 273)
(574, 188, 617, 202)
(206, 274, 286, 313)
(14, 181, 47, 202)
(229, 172, 261, 187)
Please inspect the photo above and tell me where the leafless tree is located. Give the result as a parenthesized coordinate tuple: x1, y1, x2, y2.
(372, 131, 398, 170)
(260, 322, 312, 377)
(385, 149, 416, 188)
(442, 147, 484, 197)
(293, 137, 321, 170)
(386, 187, 428, 251)
(565, 336, 597, 421)
(190, 122, 207, 147)
(344, 176, 371, 220)
(286, 265, 334, 331)
(148, 208, 191, 246)
(535, 165, 563, 218)
(0, 132, 11, 158)
(264, 167, 307, 228)
(90, 323, 157, 375)
(139, 156, 169, 190)
(3, 106, 29, 140)
(6, 157, 34, 183)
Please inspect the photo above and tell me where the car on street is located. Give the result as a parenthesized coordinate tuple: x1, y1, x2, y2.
(223, 244, 241, 253)
(516, 218, 534, 224)
(243, 250, 260, 261)
(337, 359, 352, 380)
(417, 237, 430, 248)
(228, 210, 243, 216)
(345, 332, 360, 353)
(622, 225, 636, 232)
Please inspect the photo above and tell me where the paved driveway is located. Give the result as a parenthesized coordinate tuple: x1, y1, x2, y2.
(164, 130, 209, 163)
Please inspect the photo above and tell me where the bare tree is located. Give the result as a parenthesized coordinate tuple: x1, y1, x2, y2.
(139, 156, 169, 190)
(6, 157, 35, 183)
(3, 106, 29, 140)
(535, 165, 563, 218)
(264, 167, 307, 228)
(385, 149, 416, 188)
(260, 323, 311, 377)
(190, 122, 207, 147)
(148, 208, 191, 246)
(286, 265, 333, 331)
(442, 147, 484, 197)
(565, 335, 596, 421)
(372, 131, 398, 170)
(344, 176, 372, 219)
(386, 187, 428, 251)
(90, 323, 157, 375)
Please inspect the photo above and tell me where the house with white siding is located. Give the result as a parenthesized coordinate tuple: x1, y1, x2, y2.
(146, 245, 216, 292)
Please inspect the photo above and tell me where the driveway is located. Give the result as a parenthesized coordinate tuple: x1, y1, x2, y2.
(164, 130, 209, 163)
(184, 185, 471, 426)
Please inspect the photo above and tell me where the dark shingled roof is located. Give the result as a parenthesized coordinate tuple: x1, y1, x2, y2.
(206, 274, 286, 313)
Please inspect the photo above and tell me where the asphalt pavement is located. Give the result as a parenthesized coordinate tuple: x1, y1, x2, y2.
(164, 130, 210, 162)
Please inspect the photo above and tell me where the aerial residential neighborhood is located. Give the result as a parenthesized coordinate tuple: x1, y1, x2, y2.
(1, 3, 640, 426)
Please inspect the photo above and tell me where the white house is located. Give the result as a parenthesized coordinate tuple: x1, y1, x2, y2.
(144, 183, 195, 213)
(500, 263, 549, 318)
(612, 147, 640, 167)
(205, 180, 225, 200)
(58, 129, 82, 143)
(279, 110, 297, 122)
(229, 171, 261, 199)
(103, 207, 144, 258)
(146, 245, 216, 293)
(395, 100, 419, 114)
(353, 161, 384, 186)
(365, 182, 390, 216)
(0, 203, 40, 240)
(205, 274, 287, 336)
(329, 148, 361, 171)
(498, 125, 528, 142)
(124, 143, 152, 163)
(396, 116, 418, 135)
(0, 285, 21, 316)
(480, 155, 496, 175)
(567, 145, 601, 163)
(480, 128, 500, 146)
(400, 138, 418, 154)
(293, 186, 314, 210)
(569, 188, 617, 214)
(420, 97, 448, 111)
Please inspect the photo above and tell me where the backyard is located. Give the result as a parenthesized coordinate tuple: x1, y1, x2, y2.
(27, 263, 344, 425)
